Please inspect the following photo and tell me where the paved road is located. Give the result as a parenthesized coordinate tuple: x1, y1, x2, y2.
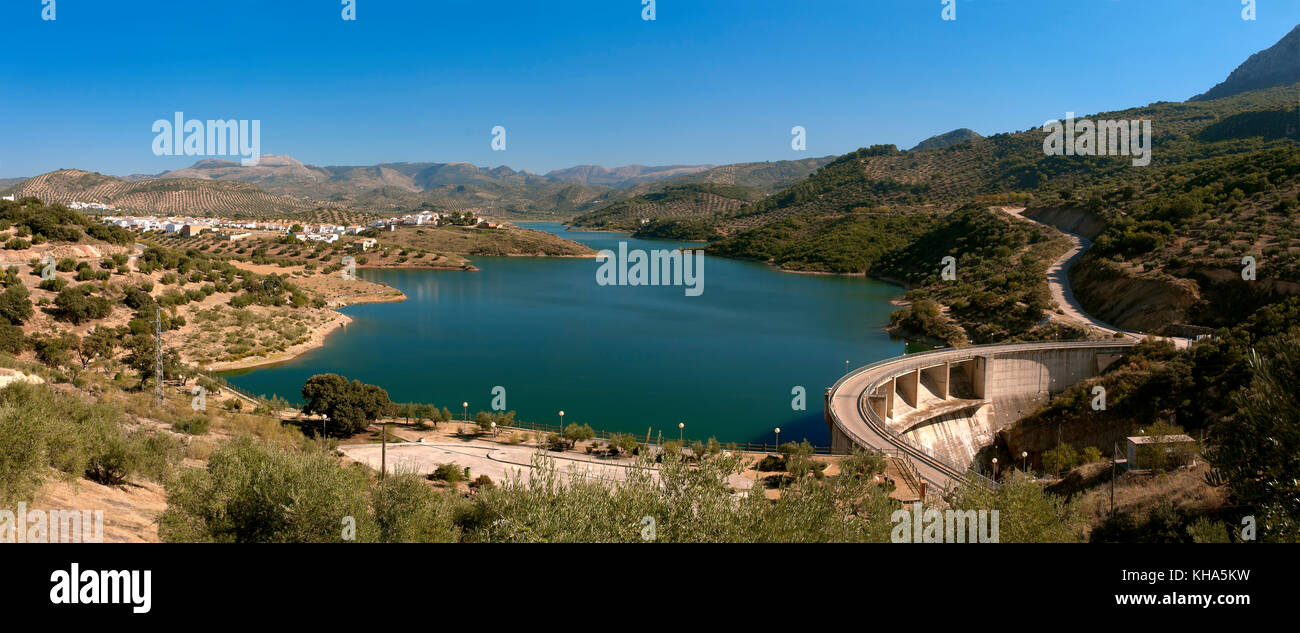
(998, 207, 1190, 350)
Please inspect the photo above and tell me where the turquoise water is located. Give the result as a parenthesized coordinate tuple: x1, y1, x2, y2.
(221, 223, 908, 445)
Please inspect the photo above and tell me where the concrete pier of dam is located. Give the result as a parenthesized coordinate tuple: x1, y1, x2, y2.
(825, 340, 1137, 490)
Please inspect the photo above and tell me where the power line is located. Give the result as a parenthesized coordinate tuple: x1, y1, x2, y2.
(154, 308, 163, 406)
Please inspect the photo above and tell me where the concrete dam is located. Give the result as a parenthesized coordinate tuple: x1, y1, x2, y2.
(825, 340, 1137, 489)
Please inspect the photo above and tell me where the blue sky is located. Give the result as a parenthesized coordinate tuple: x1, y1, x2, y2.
(1, 0, 1296, 177)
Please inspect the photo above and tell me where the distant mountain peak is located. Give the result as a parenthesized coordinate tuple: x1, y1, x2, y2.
(910, 128, 983, 151)
(545, 164, 715, 188)
(1190, 24, 1300, 101)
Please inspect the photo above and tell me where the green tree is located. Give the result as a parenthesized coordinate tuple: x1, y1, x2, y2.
(1205, 336, 1300, 542)
(78, 326, 118, 369)
(0, 282, 33, 325)
(301, 373, 393, 436)
(53, 286, 112, 324)
(32, 333, 79, 370)
(562, 422, 595, 448)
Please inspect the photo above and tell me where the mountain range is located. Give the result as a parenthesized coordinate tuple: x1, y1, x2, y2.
(4, 24, 1299, 231)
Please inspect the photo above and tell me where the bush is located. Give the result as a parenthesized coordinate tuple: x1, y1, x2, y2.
(1042, 443, 1081, 475)
(0, 382, 177, 502)
(158, 436, 377, 543)
(430, 463, 464, 483)
(4, 238, 30, 250)
(173, 415, 211, 435)
(0, 324, 25, 355)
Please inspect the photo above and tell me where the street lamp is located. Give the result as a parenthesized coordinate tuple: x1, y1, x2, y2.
(462, 401, 468, 422)
(1021, 451, 1028, 473)
(558, 410, 565, 434)
(991, 457, 999, 479)
(845, 359, 850, 374)
(678, 421, 685, 444)
(490, 421, 496, 439)
(774, 427, 781, 451)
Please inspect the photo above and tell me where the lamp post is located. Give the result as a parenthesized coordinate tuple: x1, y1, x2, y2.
(991, 457, 999, 479)
(559, 410, 565, 434)
(845, 359, 850, 374)
(490, 421, 496, 439)
(678, 422, 685, 445)
(1021, 451, 1028, 473)
(462, 401, 468, 423)
(774, 427, 781, 452)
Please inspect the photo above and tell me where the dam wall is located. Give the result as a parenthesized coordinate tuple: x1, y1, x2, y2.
(826, 341, 1136, 485)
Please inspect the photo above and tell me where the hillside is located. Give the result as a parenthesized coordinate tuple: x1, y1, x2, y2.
(10, 169, 329, 218)
(675, 75, 1300, 340)
(567, 184, 758, 232)
(545, 164, 714, 187)
(910, 128, 983, 151)
(568, 157, 835, 231)
(1190, 24, 1300, 101)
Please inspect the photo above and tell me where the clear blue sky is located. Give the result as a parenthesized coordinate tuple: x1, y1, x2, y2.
(1, 0, 1296, 177)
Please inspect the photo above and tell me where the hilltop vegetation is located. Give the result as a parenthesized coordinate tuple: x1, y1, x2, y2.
(601, 81, 1300, 341)
(571, 183, 758, 232)
(876, 206, 1073, 344)
(568, 157, 835, 232)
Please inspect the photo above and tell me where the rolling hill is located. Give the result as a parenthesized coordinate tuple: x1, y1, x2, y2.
(8, 169, 328, 218)
(910, 128, 983, 151)
(567, 156, 835, 231)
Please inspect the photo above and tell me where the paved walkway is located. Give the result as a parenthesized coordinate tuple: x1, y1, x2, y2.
(341, 439, 754, 490)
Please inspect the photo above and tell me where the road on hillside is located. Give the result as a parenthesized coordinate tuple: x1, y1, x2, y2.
(997, 207, 1191, 350)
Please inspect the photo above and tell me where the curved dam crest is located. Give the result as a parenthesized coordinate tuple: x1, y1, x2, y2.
(826, 341, 1137, 488)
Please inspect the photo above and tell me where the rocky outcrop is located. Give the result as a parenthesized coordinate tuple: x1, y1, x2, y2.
(1190, 24, 1300, 102)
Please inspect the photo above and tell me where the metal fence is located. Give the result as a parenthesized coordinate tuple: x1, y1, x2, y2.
(484, 419, 835, 455)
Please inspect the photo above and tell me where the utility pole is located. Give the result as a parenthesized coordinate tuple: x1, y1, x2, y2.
(380, 420, 387, 482)
(154, 309, 164, 406)
(1110, 441, 1117, 518)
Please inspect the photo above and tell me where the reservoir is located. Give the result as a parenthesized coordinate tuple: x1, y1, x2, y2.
(222, 223, 908, 446)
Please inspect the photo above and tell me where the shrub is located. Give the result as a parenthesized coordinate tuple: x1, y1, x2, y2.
(158, 436, 376, 543)
(430, 463, 464, 483)
(174, 415, 211, 435)
(0, 324, 25, 355)
(1042, 443, 1081, 475)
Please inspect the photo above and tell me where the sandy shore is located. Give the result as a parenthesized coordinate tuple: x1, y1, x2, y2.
(204, 312, 355, 372)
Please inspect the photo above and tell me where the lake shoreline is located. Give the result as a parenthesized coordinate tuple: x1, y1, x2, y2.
(221, 224, 910, 445)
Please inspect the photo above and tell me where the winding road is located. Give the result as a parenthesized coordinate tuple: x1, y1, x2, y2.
(998, 207, 1191, 349)
(827, 205, 1192, 492)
